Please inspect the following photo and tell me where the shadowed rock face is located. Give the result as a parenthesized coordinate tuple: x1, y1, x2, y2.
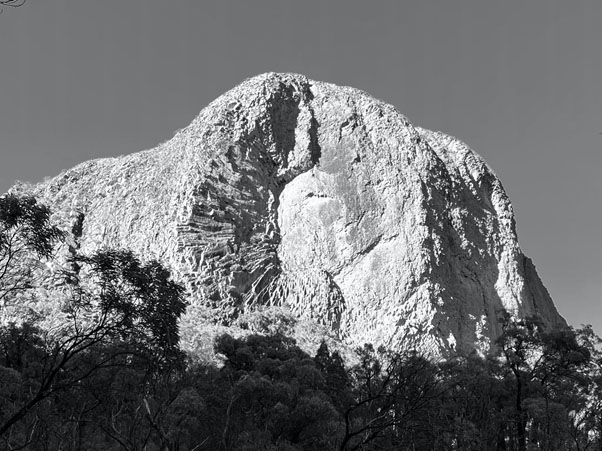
(28, 73, 565, 355)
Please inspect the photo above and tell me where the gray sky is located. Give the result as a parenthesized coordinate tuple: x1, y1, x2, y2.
(0, 0, 600, 333)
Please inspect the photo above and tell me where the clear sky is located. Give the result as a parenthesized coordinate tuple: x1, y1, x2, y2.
(0, 0, 600, 333)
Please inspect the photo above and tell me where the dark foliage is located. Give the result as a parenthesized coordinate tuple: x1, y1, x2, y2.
(0, 194, 63, 306)
(0, 194, 187, 449)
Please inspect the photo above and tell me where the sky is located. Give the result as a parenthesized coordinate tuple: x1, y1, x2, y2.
(0, 0, 600, 333)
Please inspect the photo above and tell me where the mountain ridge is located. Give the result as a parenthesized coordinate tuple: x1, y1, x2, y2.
(20, 72, 565, 355)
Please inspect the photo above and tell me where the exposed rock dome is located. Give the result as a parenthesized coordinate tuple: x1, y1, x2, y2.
(29, 73, 565, 355)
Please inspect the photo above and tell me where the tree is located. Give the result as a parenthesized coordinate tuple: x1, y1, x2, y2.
(212, 333, 341, 451)
(339, 344, 444, 451)
(0, 195, 187, 449)
(0, 193, 63, 319)
(0, 250, 187, 446)
(314, 341, 352, 414)
(565, 325, 602, 450)
(439, 354, 513, 451)
(496, 314, 593, 451)
(496, 315, 546, 451)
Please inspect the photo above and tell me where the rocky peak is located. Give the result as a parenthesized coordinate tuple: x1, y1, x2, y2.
(28, 73, 565, 355)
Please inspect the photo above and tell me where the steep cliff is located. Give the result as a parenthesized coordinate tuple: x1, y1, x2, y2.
(28, 73, 565, 355)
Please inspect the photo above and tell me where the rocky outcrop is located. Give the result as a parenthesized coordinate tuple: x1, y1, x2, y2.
(27, 73, 565, 355)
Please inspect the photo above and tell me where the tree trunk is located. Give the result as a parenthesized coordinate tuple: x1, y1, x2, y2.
(515, 375, 526, 451)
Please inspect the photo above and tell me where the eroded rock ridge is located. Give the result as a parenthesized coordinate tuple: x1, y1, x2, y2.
(28, 73, 565, 354)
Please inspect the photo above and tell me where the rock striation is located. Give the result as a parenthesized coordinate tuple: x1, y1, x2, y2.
(27, 73, 565, 355)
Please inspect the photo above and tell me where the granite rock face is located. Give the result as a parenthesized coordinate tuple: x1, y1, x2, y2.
(29, 73, 565, 355)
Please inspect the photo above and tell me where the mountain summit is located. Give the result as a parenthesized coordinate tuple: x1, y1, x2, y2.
(29, 73, 565, 354)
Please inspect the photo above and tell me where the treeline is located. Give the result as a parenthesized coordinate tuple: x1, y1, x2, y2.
(1, 194, 602, 451)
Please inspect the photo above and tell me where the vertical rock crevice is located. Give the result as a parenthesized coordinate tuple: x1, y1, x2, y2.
(174, 75, 340, 327)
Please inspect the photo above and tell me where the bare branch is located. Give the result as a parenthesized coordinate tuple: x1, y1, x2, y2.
(0, 0, 26, 8)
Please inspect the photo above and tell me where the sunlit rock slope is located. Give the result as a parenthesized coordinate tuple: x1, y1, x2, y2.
(27, 73, 566, 354)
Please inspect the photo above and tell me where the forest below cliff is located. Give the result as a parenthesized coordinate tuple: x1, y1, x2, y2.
(1, 193, 602, 451)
